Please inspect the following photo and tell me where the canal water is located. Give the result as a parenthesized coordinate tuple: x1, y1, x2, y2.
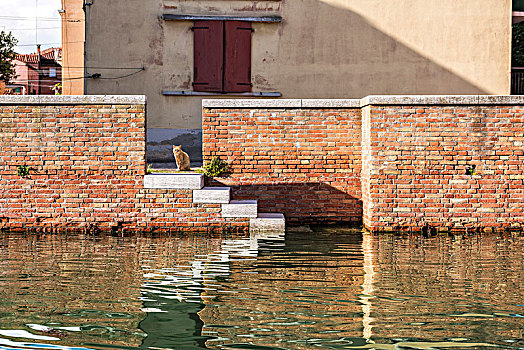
(0, 228, 522, 350)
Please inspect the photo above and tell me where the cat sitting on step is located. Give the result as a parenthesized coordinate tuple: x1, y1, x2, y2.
(172, 145, 191, 171)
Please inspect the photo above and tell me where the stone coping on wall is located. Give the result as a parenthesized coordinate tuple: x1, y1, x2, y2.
(360, 95, 524, 106)
(202, 99, 361, 108)
(0, 95, 146, 105)
(203, 95, 524, 109)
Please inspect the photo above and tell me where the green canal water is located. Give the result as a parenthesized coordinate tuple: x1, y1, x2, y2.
(0, 228, 522, 350)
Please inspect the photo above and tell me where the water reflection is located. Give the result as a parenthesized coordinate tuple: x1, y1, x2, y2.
(0, 230, 522, 350)
(139, 233, 284, 350)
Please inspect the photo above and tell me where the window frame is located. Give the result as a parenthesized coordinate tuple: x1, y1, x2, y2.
(192, 20, 252, 93)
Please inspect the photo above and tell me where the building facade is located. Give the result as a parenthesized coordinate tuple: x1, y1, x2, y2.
(83, 0, 512, 164)
(12, 47, 62, 95)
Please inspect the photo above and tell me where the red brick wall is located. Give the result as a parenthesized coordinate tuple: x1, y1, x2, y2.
(0, 101, 247, 233)
(202, 107, 362, 225)
(4, 97, 524, 233)
(362, 104, 524, 232)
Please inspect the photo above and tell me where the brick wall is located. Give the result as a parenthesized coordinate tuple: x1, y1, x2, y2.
(202, 100, 362, 225)
(3, 95, 524, 233)
(203, 97, 524, 232)
(0, 96, 248, 233)
(361, 97, 524, 232)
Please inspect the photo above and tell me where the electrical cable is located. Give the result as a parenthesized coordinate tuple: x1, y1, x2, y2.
(61, 66, 146, 70)
(16, 66, 146, 70)
(17, 40, 83, 47)
(11, 69, 144, 82)
(3, 26, 60, 31)
(93, 68, 145, 80)
(0, 16, 83, 21)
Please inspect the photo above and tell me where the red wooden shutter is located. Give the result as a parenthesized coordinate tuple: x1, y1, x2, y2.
(224, 21, 252, 93)
(193, 20, 223, 92)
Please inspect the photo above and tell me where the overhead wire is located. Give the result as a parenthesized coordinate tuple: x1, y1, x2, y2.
(13, 64, 145, 74)
(3, 26, 60, 31)
(0, 16, 83, 21)
(33, 0, 37, 45)
(17, 40, 84, 47)
(95, 69, 145, 80)
(16, 66, 145, 70)
(11, 69, 145, 81)
(3, 10, 143, 85)
(62, 66, 146, 70)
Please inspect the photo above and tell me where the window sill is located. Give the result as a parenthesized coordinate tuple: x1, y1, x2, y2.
(162, 14, 282, 22)
(162, 90, 282, 97)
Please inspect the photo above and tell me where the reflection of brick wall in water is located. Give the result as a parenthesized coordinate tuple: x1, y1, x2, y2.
(366, 233, 524, 341)
(0, 233, 228, 347)
(198, 234, 366, 348)
(0, 234, 145, 347)
(203, 107, 363, 225)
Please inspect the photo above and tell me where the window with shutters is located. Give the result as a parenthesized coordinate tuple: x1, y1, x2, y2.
(193, 20, 252, 93)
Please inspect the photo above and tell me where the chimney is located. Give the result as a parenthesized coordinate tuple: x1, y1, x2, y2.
(37, 44, 41, 95)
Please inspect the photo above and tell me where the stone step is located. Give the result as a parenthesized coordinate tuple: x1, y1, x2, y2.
(143, 173, 204, 189)
(250, 213, 286, 234)
(221, 200, 258, 218)
(193, 187, 230, 203)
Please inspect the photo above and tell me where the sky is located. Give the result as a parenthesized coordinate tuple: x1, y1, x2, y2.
(0, 0, 62, 54)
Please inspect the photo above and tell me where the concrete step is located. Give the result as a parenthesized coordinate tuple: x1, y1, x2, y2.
(221, 200, 258, 218)
(193, 187, 230, 203)
(143, 173, 204, 189)
(250, 213, 286, 234)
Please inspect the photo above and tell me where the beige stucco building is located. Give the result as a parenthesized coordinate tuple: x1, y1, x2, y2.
(83, 0, 512, 163)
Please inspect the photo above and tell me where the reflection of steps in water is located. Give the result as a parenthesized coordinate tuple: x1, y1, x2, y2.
(141, 231, 285, 303)
(138, 232, 285, 350)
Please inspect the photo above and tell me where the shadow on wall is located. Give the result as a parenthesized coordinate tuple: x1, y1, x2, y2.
(209, 180, 363, 225)
(150, 0, 490, 165)
(146, 129, 202, 166)
(275, 0, 489, 96)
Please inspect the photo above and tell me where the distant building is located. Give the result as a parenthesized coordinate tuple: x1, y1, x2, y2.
(12, 47, 62, 95)
(60, 0, 85, 95)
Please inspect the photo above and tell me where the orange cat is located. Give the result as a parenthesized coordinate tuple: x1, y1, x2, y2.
(172, 145, 191, 171)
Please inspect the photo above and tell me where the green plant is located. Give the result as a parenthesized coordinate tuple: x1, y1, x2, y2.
(146, 163, 153, 174)
(465, 165, 477, 176)
(17, 165, 30, 178)
(204, 157, 230, 177)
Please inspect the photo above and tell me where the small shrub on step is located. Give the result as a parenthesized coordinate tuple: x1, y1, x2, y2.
(204, 157, 230, 177)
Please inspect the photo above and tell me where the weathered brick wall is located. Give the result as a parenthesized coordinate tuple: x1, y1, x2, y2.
(362, 98, 524, 232)
(4, 96, 524, 233)
(0, 96, 247, 233)
(202, 100, 362, 225)
(204, 97, 524, 231)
